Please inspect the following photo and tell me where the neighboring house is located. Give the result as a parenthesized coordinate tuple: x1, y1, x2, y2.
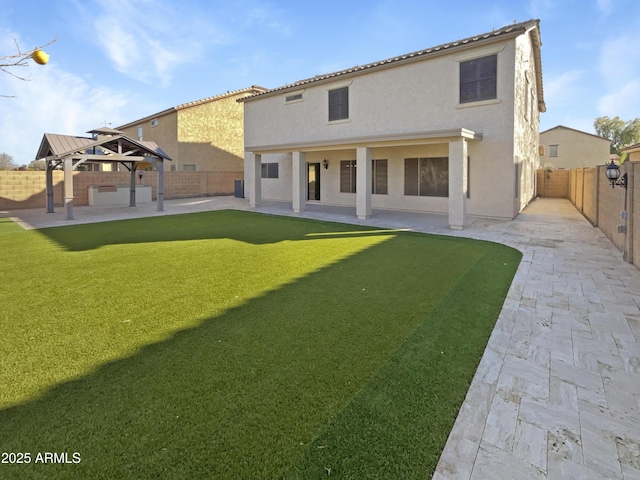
(117, 86, 266, 186)
(621, 143, 640, 162)
(539, 125, 611, 169)
(240, 20, 545, 229)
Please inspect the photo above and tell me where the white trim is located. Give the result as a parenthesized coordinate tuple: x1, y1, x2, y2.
(456, 98, 502, 109)
(327, 118, 351, 126)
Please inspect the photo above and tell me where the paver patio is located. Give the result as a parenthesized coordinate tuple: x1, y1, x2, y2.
(3, 196, 639, 479)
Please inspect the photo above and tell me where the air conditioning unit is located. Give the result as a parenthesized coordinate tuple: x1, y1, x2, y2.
(538, 145, 545, 156)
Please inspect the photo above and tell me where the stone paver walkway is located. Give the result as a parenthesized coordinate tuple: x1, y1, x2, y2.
(3, 196, 640, 479)
(431, 199, 640, 480)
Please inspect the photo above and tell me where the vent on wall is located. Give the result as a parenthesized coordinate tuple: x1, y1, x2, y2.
(538, 145, 545, 156)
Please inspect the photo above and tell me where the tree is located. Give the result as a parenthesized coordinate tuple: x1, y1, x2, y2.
(1, 37, 56, 97)
(594, 116, 640, 158)
(0, 152, 16, 170)
(28, 159, 46, 171)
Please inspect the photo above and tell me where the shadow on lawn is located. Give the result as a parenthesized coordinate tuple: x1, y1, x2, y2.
(36, 209, 406, 251)
(1, 214, 521, 479)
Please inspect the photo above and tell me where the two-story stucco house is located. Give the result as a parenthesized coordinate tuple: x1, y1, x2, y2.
(240, 20, 545, 229)
(117, 86, 266, 189)
(539, 125, 611, 169)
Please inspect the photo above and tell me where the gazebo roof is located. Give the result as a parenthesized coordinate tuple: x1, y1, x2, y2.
(35, 128, 172, 162)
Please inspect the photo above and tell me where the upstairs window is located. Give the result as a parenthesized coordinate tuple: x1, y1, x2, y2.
(329, 86, 349, 121)
(137, 126, 143, 141)
(460, 54, 497, 104)
(549, 145, 558, 157)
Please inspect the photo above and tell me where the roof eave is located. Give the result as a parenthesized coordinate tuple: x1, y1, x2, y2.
(527, 22, 546, 113)
(240, 22, 537, 103)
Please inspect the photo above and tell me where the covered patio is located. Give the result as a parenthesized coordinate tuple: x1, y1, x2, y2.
(246, 128, 482, 230)
(35, 127, 172, 220)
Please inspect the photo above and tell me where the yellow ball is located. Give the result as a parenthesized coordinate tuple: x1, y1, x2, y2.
(32, 49, 49, 65)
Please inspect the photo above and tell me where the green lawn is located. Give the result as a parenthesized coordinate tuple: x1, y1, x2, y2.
(0, 210, 521, 479)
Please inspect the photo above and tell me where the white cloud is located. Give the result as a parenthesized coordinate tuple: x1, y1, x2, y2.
(0, 62, 130, 164)
(597, 80, 640, 117)
(544, 69, 585, 105)
(597, 28, 640, 118)
(77, 0, 229, 86)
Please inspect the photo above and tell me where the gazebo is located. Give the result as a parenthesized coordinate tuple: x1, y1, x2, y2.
(35, 127, 172, 220)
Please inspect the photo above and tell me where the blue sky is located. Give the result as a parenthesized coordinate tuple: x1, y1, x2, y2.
(1, 0, 639, 164)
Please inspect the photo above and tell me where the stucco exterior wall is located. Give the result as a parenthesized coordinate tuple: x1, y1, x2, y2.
(245, 42, 514, 149)
(624, 146, 640, 162)
(118, 90, 256, 189)
(539, 126, 610, 169)
(244, 36, 537, 220)
(513, 33, 541, 215)
(119, 112, 179, 170)
(249, 153, 292, 201)
(177, 93, 247, 174)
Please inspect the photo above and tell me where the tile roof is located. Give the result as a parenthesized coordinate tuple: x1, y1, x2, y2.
(116, 86, 267, 129)
(240, 19, 542, 103)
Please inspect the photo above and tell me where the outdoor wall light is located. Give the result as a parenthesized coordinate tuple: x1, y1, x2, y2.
(605, 160, 627, 189)
(322, 159, 329, 169)
(138, 169, 144, 184)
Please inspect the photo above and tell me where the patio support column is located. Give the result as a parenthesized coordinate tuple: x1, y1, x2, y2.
(292, 151, 306, 213)
(63, 157, 74, 220)
(46, 161, 54, 213)
(356, 146, 372, 219)
(249, 153, 262, 208)
(448, 138, 468, 229)
(157, 160, 164, 211)
(130, 162, 137, 207)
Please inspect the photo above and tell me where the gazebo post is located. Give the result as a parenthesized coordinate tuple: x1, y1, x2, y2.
(157, 160, 164, 211)
(46, 161, 54, 213)
(63, 157, 74, 220)
(130, 162, 137, 207)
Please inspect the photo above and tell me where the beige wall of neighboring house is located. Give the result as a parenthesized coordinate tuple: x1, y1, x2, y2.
(118, 86, 265, 180)
(539, 125, 611, 169)
(622, 143, 640, 162)
(242, 20, 544, 227)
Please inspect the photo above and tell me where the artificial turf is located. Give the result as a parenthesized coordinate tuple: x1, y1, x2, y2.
(0, 210, 521, 479)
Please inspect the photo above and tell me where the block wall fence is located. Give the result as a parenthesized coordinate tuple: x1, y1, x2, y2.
(0, 171, 242, 210)
(537, 165, 639, 269)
